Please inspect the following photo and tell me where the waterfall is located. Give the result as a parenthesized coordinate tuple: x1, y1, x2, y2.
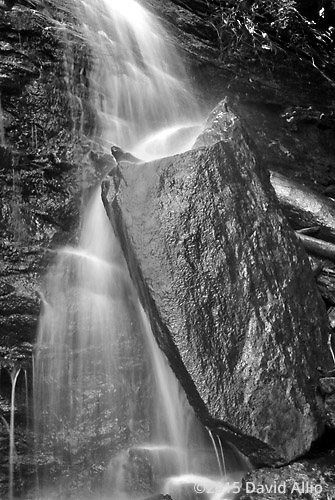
(71, 0, 202, 160)
(34, 188, 235, 498)
(33, 0, 248, 498)
(34, 190, 145, 464)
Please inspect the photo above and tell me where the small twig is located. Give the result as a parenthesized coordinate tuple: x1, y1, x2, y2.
(0, 414, 10, 433)
(297, 226, 320, 236)
(327, 333, 335, 366)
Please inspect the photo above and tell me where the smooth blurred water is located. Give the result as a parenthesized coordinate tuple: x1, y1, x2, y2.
(34, 191, 140, 459)
(34, 189, 236, 499)
(32, 0, 248, 498)
(73, 0, 202, 159)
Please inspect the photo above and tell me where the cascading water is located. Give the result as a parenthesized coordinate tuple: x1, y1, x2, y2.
(33, 0, 249, 498)
(34, 187, 247, 499)
(71, 0, 202, 160)
(34, 190, 151, 492)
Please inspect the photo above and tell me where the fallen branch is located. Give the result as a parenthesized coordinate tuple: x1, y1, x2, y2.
(328, 333, 335, 366)
(297, 233, 335, 261)
(0, 415, 9, 433)
(270, 171, 335, 243)
(296, 226, 320, 236)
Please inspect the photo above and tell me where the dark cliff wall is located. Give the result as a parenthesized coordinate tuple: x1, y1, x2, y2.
(0, 2, 104, 358)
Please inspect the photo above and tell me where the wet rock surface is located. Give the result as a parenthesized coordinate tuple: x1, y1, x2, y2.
(109, 128, 332, 465)
(319, 377, 335, 429)
(238, 451, 335, 500)
(0, 4, 106, 496)
(192, 99, 335, 339)
(0, 4, 103, 358)
(148, 0, 335, 200)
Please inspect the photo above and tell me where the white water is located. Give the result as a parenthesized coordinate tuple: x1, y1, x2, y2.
(72, 0, 202, 159)
(34, 191, 132, 441)
(34, 190, 236, 499)
(33, 0, 248, 498)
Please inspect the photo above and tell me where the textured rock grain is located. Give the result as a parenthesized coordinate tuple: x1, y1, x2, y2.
(110, 134, 332, 466)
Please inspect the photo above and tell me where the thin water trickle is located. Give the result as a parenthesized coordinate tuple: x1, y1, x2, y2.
(219, 436, 227, 480)
(24, 369, 29, 431)
(9, 368, 20, 500)
(208, 428, 225, 478)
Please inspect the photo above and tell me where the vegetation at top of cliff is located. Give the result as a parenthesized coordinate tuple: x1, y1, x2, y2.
(208, 0, 335, 79)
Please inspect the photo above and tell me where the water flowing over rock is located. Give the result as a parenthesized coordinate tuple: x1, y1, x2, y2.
(24, 1, 249, 498)
(0, 4, 100, 357)
(109, 126, 333, 466)
(72, 0, 202, 160)
(1, 0, 335, 497)
(0, 4, 114, 495)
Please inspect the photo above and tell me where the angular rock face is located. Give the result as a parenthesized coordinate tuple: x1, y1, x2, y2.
(109, 127, 332, 465)
(150, 0, 335, 207)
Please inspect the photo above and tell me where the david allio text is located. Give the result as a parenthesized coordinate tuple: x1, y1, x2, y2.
(245, 481, 323, 494)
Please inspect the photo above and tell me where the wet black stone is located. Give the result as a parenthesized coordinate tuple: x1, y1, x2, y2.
(109, 132, 332, 466)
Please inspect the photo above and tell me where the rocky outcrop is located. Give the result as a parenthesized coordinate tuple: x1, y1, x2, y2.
(109, 121, 332, 466)
(269, 171, 335, 244)
(238, 452, 335, 500)
(147, 0, 335, 207)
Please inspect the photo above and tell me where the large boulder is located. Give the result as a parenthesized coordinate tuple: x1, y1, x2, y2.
(108, 121, 333, 466)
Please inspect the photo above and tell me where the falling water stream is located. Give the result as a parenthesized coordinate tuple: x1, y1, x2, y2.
(9, 368, 20, 500)
(32, 0, 248, 499)
(72, 0, 202, 159)
(35, 187, 246, 499)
